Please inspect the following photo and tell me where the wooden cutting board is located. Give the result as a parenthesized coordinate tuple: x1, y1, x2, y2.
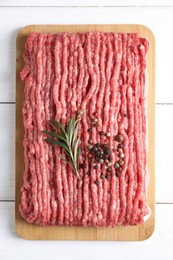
(16, 24, 155, 241)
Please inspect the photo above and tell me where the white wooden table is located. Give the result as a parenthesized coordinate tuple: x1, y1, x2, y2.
(0, 1, 173, 259)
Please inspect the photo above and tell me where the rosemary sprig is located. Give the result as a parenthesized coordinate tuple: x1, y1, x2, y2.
(42, 117, 81, 179)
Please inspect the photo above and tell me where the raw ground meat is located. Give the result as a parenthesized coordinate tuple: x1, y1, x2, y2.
(19, 32, 151, 227)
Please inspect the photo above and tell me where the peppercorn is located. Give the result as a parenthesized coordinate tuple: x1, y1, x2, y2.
(106, 132, 111, 137)
(87, 171, 91, 176)
(104, 154, 109, 159)
(100, 174, 105, 179)
(103, 143, 108, 149)
(114, 163, 120, 169)
(118, 160, 124, 166)
(115, 134, 124, 142)
(118, 148, 123, 153)
(94, 164, 99, 169)
(107, 162, 111, 167)
(115, 172, 120, 177)
(95, 143, 101, 148)
(124, 113, 128, 117)
(95, 150, 101, 157)
(93, 123, 98, 127)
(95, 180, 99, 185)
(118, 143, 123, 149)
(88, 144, 93, 150)
(91, 146, 97, 152)
(93, 118, 98, 123)
(99, 131, 104, 135)
(120, 153, 124, 158)
(107, 167, 111, 172)
(104, 148, 112, 155)
(105, 159, 109, 164)
(108, 156, 112, 161)
(78, 110, 83, 115)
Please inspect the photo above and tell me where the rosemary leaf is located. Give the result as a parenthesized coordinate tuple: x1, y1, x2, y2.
(42, 116, 81, 178)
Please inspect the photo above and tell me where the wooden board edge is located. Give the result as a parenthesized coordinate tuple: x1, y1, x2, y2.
(15, 24, 155, 241)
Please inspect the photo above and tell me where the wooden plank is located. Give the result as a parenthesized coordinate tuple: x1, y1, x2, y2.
(16, 24, 155, 241)
(0, 104, 15, 200)
(1, 202, 173, 259)
(156, 105, 173, 203)
(1, 0, 173, 7)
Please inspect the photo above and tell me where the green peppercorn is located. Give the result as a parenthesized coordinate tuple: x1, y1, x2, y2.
(100, 175, 105, 179)
(94, 164, 99, 169)
(118, 160, 124, 166)
(78, 109, 83, 115)
(95, 180, 99, 185)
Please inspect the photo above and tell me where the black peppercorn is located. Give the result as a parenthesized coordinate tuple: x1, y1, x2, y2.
(118, 143, 123, 149)
(115, 172, 120, 177)
(104, 148, 112, 155)
(115, 134, 124, 142)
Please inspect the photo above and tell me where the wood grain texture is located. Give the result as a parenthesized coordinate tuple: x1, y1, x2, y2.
(16, 24, 155, 241)
(1, 0, 173, 7)
(0, 104, 15, 200)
